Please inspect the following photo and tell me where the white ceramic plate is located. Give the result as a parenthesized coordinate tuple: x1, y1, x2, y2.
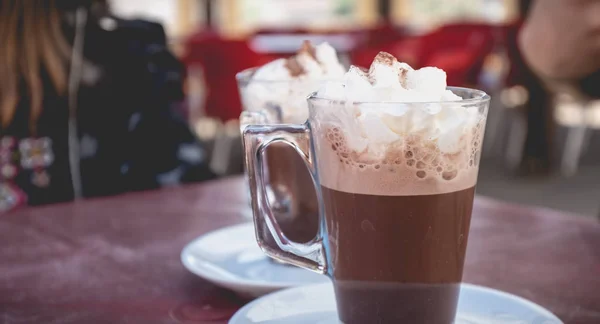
(229, 282, 563, 324)
(181, 223, 327, 297)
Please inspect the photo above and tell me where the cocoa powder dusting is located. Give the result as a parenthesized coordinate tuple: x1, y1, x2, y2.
(285, 57, 305, 76)
(372, 52, 396, 66)
(284, 40, 318, 77)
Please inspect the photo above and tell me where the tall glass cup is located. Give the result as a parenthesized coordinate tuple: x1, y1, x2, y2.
(237, 69, 330, 243)
(243, 87, 490, 323)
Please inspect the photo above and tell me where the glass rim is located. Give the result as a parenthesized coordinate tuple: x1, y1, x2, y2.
(307, 86, 490, 106)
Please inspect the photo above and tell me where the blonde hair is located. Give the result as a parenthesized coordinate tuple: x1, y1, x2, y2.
(0, 0, 71, 132)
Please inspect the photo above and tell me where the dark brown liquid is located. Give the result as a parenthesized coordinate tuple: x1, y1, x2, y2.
(264, 143, 319, 243)
(321, 185, 475, 324)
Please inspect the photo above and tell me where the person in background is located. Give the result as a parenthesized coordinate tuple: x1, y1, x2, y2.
(519, 0, 600, 97)
(512, 0, 600, 174)
(0, 0, 214, 212)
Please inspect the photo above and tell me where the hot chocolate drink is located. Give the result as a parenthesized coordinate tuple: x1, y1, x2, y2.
(315, 119, 482, 323)
(243, 51, 489, 324)
(310, 53, 487, 323)
(322, 186, 475, 323)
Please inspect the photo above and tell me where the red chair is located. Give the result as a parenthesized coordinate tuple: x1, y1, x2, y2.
(417, 23, 497, 86)
(350, 23, 497, 86)
(182, 32, 273, 122)
(350, 35, 421, 70)
(363, 23, 406, 46)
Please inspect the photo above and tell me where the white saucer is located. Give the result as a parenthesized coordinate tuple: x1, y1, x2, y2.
(229, 282, 563, 324)
(181, 223, 327, 297)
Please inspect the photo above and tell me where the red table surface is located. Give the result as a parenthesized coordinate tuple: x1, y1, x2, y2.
(1, 177, 599, 324)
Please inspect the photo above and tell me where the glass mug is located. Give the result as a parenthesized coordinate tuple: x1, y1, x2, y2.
(237, 69, 331, 243)
(243, 87, 490, 323)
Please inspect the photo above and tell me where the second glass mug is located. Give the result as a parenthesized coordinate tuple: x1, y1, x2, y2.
(237, 69, 327, 244)
(243, 87, 490, 323)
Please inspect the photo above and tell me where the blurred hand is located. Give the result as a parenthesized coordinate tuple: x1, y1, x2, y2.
(519, 0, 600, 81)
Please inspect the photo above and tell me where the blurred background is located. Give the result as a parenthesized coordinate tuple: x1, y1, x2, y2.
(163, 0, 596, 216)
(3, 0, 599, 216)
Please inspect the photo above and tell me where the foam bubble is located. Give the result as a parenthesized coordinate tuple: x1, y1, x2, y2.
(316, 123, 484, 196)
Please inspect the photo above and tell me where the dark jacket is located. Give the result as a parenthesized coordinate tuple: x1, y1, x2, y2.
(0, 17, 214, 212)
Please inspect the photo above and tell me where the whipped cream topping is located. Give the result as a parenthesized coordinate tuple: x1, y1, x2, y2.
(240, 41, 345, 123)
(316, 52, 481, 155)
(318, 52, 461, 102)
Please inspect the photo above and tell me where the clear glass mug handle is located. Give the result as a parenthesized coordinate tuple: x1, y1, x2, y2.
(242, 121, 327, 274)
